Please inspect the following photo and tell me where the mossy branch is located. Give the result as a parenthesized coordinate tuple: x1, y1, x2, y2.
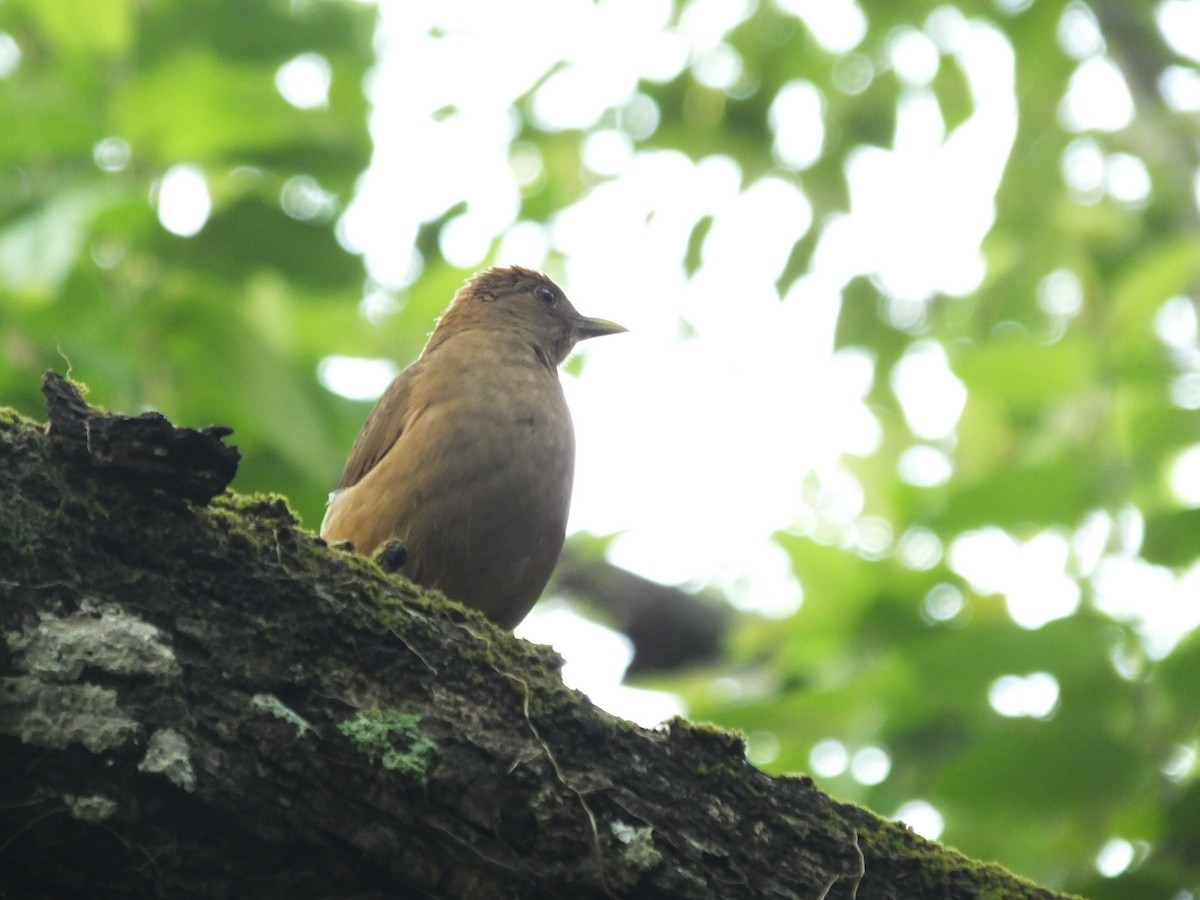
(0, 376, 1077, 899)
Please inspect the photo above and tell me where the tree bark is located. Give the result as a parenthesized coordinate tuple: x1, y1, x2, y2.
(0, 374, 1075, 899)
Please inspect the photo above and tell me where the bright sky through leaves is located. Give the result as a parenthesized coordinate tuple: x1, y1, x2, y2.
(317, 0, 1017, 724)
(275, 0, 1200, 735)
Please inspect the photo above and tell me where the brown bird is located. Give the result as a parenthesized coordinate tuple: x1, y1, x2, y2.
(321, 265, 626, 629)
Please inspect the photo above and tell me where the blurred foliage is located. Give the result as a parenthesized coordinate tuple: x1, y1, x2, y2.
(0, 0, 381, 520)
(633, 3, 1200, 898)
(2, 0, 1200, 897)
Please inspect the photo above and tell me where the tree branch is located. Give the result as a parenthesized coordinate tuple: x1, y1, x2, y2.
(0, 377, 1075, 899)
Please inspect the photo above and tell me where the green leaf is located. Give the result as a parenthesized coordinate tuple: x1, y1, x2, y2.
(934, 457, 1105, 532)
(952, 334, 1095, 411)
(114, 52, 321, 162)
(1110, 237, 1200, 354)
(0, 183, 121, 296)
(10, 0, 135, 57)
(1142, 509, 1200, 567)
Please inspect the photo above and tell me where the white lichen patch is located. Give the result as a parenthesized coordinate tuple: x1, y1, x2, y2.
(611, 820, 663, 870)
(0, 677, 139, 752)
(64, 793, 118, 823)
(138, 727, 195, 792)
(5, 600, 179, 682)
(252, 692, 316, 737)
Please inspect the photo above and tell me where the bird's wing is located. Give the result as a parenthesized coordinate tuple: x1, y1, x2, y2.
(334, 367, 420, 490)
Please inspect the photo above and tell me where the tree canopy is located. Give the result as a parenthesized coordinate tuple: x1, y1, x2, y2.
(2, 1, 1199, 896)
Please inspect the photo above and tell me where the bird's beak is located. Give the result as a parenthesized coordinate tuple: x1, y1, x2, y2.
(573, 316, 628, 341)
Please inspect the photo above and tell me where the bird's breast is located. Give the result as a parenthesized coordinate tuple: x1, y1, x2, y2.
(402, 361, 575, 526)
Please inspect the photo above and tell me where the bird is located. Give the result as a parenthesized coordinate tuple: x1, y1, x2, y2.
(320, 265, 626, 629)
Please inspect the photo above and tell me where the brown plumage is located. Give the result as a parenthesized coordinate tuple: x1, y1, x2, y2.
(320, 266, 625, 629)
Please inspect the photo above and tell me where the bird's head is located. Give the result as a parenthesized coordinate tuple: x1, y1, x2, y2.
(430, 266, 626, 366)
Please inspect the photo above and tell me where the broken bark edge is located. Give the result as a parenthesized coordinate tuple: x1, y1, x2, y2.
(41, 369, 240, 504)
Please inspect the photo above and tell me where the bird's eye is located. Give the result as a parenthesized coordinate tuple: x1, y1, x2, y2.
(537, 286, 557, 305)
